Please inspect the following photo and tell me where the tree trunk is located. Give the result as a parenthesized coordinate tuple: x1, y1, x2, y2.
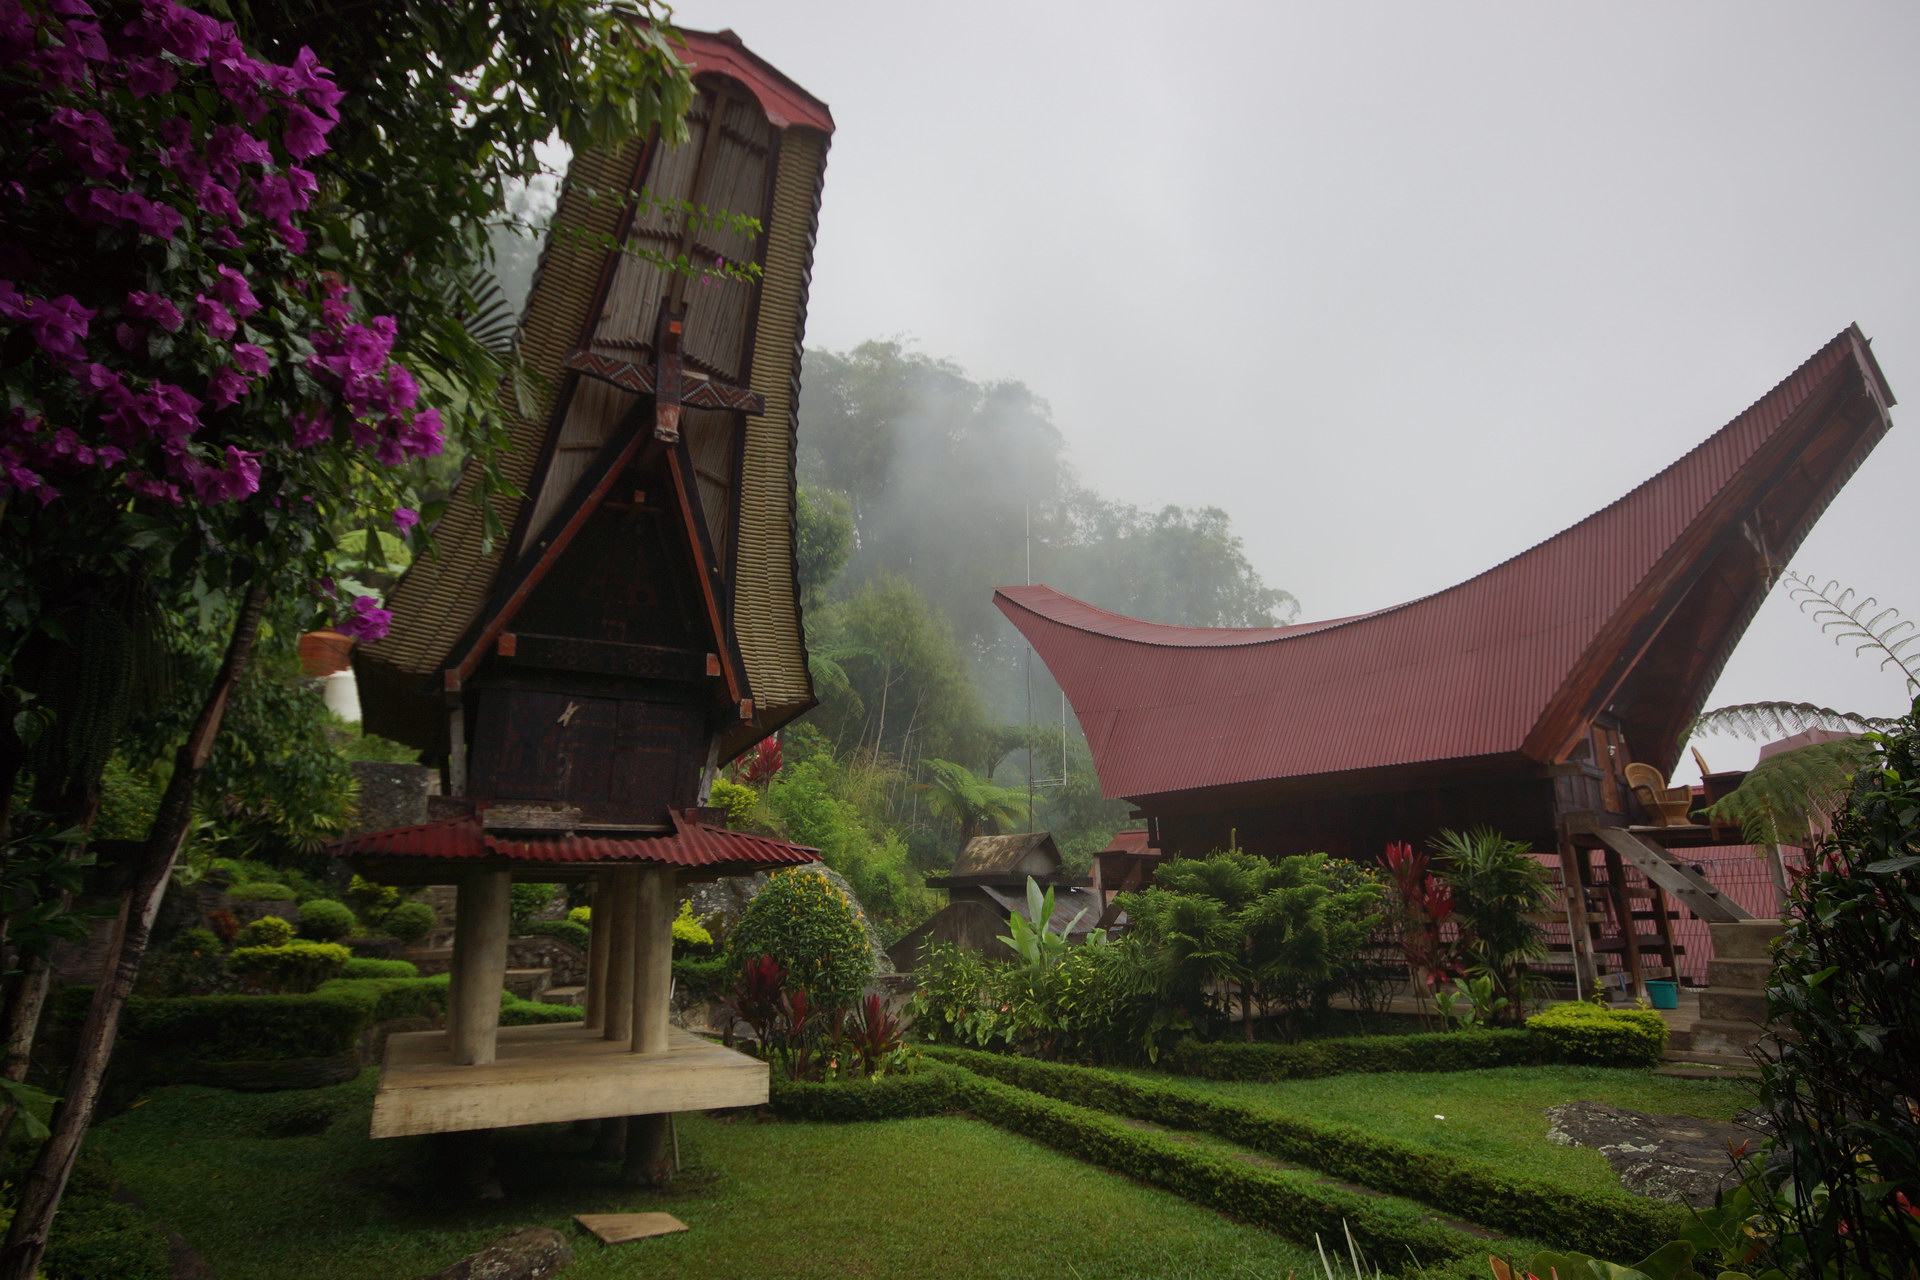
(0, 955, 54, 1169)
(0, 584, 267, 1280)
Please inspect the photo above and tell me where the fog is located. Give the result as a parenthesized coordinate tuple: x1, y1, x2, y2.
(672, 0, 1920, 780)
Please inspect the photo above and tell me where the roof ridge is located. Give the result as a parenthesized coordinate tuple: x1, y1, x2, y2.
(999, 324, 1873, 653)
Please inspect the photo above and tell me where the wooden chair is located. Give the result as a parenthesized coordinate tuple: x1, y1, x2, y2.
(1624, 762, 1694, 826)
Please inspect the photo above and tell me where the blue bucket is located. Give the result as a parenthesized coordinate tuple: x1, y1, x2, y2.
(1645, 980, 1679, 1010)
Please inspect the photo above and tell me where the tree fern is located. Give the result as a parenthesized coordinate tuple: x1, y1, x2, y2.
(1787, 572, 1920, 693)
(1705, 737, 1876, 845)
(1690, 701, 1897, 740)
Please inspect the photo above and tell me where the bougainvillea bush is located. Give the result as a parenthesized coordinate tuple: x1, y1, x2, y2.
(0, 0, 442, 644)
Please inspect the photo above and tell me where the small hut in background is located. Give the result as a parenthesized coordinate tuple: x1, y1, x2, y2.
(887, 832, 1098, 971)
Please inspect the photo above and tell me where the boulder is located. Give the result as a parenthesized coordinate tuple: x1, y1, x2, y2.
(418, 1227, 572, 1280)
(1545, 1100, 1768, 1206)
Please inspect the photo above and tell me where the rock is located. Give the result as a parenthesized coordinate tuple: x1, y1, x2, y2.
(1544, 1100, 1767, 1206)
(418, 1227, 571, 1280)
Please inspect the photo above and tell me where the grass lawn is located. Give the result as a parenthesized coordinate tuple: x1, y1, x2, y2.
(1119, 1065, 1756, 1197)
(92, 1071, 1330, 1280)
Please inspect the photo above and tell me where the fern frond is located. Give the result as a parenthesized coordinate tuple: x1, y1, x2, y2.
(1690, 701, 1898, 740)
(1706, 737, 1876, 845)
(1788, 572, 1920, 691)
(448, 265, 520, 362)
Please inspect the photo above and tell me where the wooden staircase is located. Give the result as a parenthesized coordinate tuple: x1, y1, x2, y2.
(1591, 827, 1753, 923)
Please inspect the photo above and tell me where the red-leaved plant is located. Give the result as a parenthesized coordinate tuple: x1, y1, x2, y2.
(1383, 842, 1462, 1008)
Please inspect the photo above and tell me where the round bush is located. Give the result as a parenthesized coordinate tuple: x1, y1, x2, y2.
(729, 868, 874, 1008)
(227, 941, 351, 993)
(227, 881, 296, 903)
(233, 915, 294, 948)
(297, 899, 357, 941)
(381, 900, 436, 944)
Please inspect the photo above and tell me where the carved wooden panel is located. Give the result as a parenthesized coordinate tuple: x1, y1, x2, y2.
(468, 688, 705, 820)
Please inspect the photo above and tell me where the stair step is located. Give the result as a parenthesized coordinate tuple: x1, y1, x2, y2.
(1655, 1063, 1761, 1080)
(538, 985, 585, 1007)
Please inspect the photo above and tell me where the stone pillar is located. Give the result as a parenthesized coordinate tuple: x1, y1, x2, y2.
(601, 870, 637, 1043)
(450, 867, 512, 1066)
(631, 867, 675, 1055)
(584, 874, 610, 1031)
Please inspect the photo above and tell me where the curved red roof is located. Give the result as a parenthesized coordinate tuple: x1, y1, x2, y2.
(999, 326, 1895, 803)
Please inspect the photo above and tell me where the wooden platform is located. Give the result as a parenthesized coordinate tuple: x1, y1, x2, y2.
(369, 1023, 768, 1138)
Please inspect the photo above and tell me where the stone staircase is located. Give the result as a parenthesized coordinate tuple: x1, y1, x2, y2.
(1655, 920, 1781, 1080)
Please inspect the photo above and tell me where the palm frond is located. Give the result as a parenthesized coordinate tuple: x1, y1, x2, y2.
(1788, 572, 1920, 692)
(1689, 701, 1898, 740)
(1706, 737, 1877, 845)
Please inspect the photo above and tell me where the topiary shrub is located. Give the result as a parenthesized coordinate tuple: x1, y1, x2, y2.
(381, 900, 436, 944)
(1526, 1001, 1667, 1067)
(673, 900, 716, 954)
(297, 898, 357, 941)
(339, 957, 418, 980)
(160, 927, 226, 996)
(227, 881, 297, 903)
(233, 915, 294, 949)
(729, 867, 874, 1008)
(523, 919, 588, 951)
(228, 942, 352, 993)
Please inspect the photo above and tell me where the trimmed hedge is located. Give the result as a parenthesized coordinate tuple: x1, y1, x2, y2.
(226, 881, 296, 903)
(297, 898, 357, 941)
(339, 957, 419, 980)
(769, 1065, 967, 1122)
(228, 941, 351, 992)
(931, 1047, 1684, 1261)
(500, 997, 584, 1026)
(954, 1068, 1476, 1269)
(1526, 1002, 1668, 1068)
(1159, 1028, 1539, 1082)
(522, 918, 588, 951)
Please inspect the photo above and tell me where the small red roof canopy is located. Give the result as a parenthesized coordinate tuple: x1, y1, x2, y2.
(999, 326, 1894, 807)
(331, 809, 818, 879)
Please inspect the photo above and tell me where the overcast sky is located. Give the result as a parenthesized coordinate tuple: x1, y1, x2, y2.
(675, 0, 1920, 780)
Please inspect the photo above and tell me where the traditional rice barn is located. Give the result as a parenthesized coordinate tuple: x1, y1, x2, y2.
(332, 28, 833, 1149)
(999, 327, 1895, 997)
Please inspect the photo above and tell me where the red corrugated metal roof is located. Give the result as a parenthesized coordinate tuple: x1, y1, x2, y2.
(330, 810, 818, 872)
(999, 327, 1895, 803)
(1097, 829, 1156, 858)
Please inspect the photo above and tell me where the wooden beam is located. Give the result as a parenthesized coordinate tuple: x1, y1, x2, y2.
(584, 874, 610, 1032)
(631, 868, 675, 1055)
(1592, 826, 1754, 923)
(602, 869, 638, 1043)
(1553, 838, 1598, 996)
(1601, 844, 1648, 1003)
(450, 867, 511, 1066)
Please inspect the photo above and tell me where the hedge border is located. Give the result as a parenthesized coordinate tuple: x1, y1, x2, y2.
(930, 1047, 1686, 1261)
(954, 1067, 1477, 1273)
(768, 1065, 967, 1122)
(1157, 1028, 1539, 1082)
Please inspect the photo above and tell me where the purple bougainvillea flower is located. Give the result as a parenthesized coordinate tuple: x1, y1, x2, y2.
(122, 53, 176, 97)
(207, 123, 272, 174)
(68, 361, 122, 397)
(0, 280, 28, 322)
(281, 103, 332, 160)
(275, 224, 307, 255)
(192, 174, 242, 225)
(207, 33, 269, 121)
(139, 0, 221, 63)
(194, 294, 235, 340)
(30, 42, 91, 88)
(232, 342, 269, 375)
(336, 594, 391, 642)
(0, 450, 55, 505)
(392, 507, 419, 534)
(206, 366, 248, 408)
(47, 106, 126, 177)
(124, 289, 183, 331)
(213, 264, 259, 317)
(61, 18, 106, 60)
(25, 295, 93, 362)
(289, 409, 331, 447)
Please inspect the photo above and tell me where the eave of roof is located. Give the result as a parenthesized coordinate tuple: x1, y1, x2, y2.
(1000, 326, 1895, 802)
(329, 810, 819, 876)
